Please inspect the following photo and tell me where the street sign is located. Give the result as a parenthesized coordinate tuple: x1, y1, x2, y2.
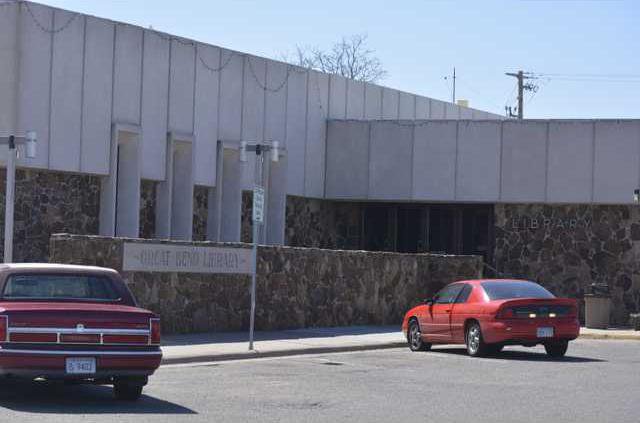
(252, 186, 264, 223)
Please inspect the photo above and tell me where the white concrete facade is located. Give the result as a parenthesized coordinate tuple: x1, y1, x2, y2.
(0, 1, 502, 243)
(326, 119, 640, 205)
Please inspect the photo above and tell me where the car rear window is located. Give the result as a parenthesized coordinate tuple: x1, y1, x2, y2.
(2, 274, 121, 302)
(481, 281, 555, 301)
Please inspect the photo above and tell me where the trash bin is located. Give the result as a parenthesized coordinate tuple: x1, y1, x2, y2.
(584, 283, 611, 329)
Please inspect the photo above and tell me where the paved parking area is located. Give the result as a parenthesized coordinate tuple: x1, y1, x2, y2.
(0, 339, 637, 423)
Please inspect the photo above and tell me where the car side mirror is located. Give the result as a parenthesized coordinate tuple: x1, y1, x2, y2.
(424, 297, 434, 305)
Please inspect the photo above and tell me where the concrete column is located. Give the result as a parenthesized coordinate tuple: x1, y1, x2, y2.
(156, 133, 194, 240)
(99, 124, 141, 237)
(219, 148, 243, 242)
(266, 155, 287, 245)
(0, 2, 19, 136)
(206, 141, 225, 241)
(171, 140, 193, 240)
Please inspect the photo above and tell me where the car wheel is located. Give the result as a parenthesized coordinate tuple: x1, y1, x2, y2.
(408, 319, 431, 352)
(114, 382, 143, 401)
(465, 322, 488, 357)
(544, 340, 569, 358)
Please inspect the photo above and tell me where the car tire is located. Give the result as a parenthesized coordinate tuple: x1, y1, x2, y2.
(408, 319, 431, 352)
(544, 340, 569, 358)
(114, 382, 144, 401)
(465, 322, 489, 357)
(487, 344, 504, 355)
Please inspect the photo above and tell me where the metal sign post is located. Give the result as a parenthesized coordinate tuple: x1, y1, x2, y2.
(248, 161, 265, 350)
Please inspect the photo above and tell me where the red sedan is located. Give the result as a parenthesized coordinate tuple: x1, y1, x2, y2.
(402, 279, 580, 357)
(0, 264, 161, 400)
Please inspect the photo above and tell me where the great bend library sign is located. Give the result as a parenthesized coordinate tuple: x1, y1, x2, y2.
(123, 242, 252, 274)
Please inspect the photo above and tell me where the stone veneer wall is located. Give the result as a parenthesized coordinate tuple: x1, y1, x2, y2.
(139, 180, 156, 239)
(494, 204, 640, 325)
(0, 169, 100, 262)
(285, 196, 362, 250)
(193, 186, 208, 241)
(50, 234, 482, 334)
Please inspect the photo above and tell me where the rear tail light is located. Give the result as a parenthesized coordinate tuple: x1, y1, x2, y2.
(0, 316, 6, 342)
(496, 308, 514, 319)
(150, 318, 161, 345)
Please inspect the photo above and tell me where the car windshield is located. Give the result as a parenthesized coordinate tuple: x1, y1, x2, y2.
(2, 274, 121, 302)
(481, 281, 555, 301)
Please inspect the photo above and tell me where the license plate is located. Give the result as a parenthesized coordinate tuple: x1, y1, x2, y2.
(65, 357, 96, 374)
(537, 327, 554, 338)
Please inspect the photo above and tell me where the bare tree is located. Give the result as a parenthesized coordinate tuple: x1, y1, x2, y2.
(287, 34, 387, 83)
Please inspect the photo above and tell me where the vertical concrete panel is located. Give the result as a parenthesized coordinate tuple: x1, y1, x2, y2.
(369, 122, 413, 199)
(81, 17, 113, 175)
(547, 121, 593, 202)
(445, 103, 459, 119)
(140, 32, 170, 181)
(328, 74, 347, 119)
(49, 10, 84, 171)
(325, 121, 369, 199)
(194, 44, 220, 187)
(459, 107, 473, 120)
(241, 56, 266, 189)
(381, 88, 399, 119)
(242, 56, 266, 142)
(415, 97, 430, 119)
(284, 69, 307, 196)
(364, 84, 382, 119)
(346, 79, 365, 119)
(264, 61, 287, 145)
(500, 122, 547, 202)
(0, 2, 18, 135)
(398, 92, 416, 119)
(17, 3, 53, 169)
(456, 121, 501, 201)
(168, 40, 195, 135)
(430, 99, 446, 119)
(305, 71, 329, 197)
(412, 121, 457, 201)
(113, 24, 142, 125)
(593, 121, 640, 203)
(218, 50, 243, 142)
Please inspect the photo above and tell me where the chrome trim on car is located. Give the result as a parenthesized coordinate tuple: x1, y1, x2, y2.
(8, 327, 150, 335)
(0, 347, 162, 356)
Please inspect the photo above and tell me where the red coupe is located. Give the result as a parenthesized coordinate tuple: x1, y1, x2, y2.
(0, 263, 162, 400)
(402, 279, 580, 357)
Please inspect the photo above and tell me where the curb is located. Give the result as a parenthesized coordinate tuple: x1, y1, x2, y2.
(161, 341, 407, 365)
(161, 333, 639, 366)
(578, 333, 640, 341)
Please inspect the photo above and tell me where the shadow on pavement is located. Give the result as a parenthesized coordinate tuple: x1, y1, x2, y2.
(0, 379, 197, 414)
(162, 325, 401, 347)
(429, 346, 606, 363)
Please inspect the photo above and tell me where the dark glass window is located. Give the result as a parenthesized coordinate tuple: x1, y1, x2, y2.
(3, 274, 121, 302)
(481, 281, 555, 301)
(454, 284, 472, 303)
(434, 284, 464, 304)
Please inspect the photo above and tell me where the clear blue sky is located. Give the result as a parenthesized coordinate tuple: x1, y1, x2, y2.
(39, 0, 640, 119)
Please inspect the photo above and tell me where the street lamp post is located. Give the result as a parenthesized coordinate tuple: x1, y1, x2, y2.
(1, 132, 37, 263)
(239, 140, 279, 351)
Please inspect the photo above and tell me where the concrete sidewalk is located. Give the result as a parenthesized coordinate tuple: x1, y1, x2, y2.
(161, 325, 639, 365)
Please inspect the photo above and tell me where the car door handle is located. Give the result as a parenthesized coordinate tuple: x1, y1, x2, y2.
(445, 310, 451, 313)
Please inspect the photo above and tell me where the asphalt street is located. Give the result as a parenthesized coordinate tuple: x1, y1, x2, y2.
(0, 339, 637, 423)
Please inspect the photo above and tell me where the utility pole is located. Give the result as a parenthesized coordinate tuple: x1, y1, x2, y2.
(505, 70, 537, 119)
(452, 67, 456, 104)
(444, 67, 457, 104)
